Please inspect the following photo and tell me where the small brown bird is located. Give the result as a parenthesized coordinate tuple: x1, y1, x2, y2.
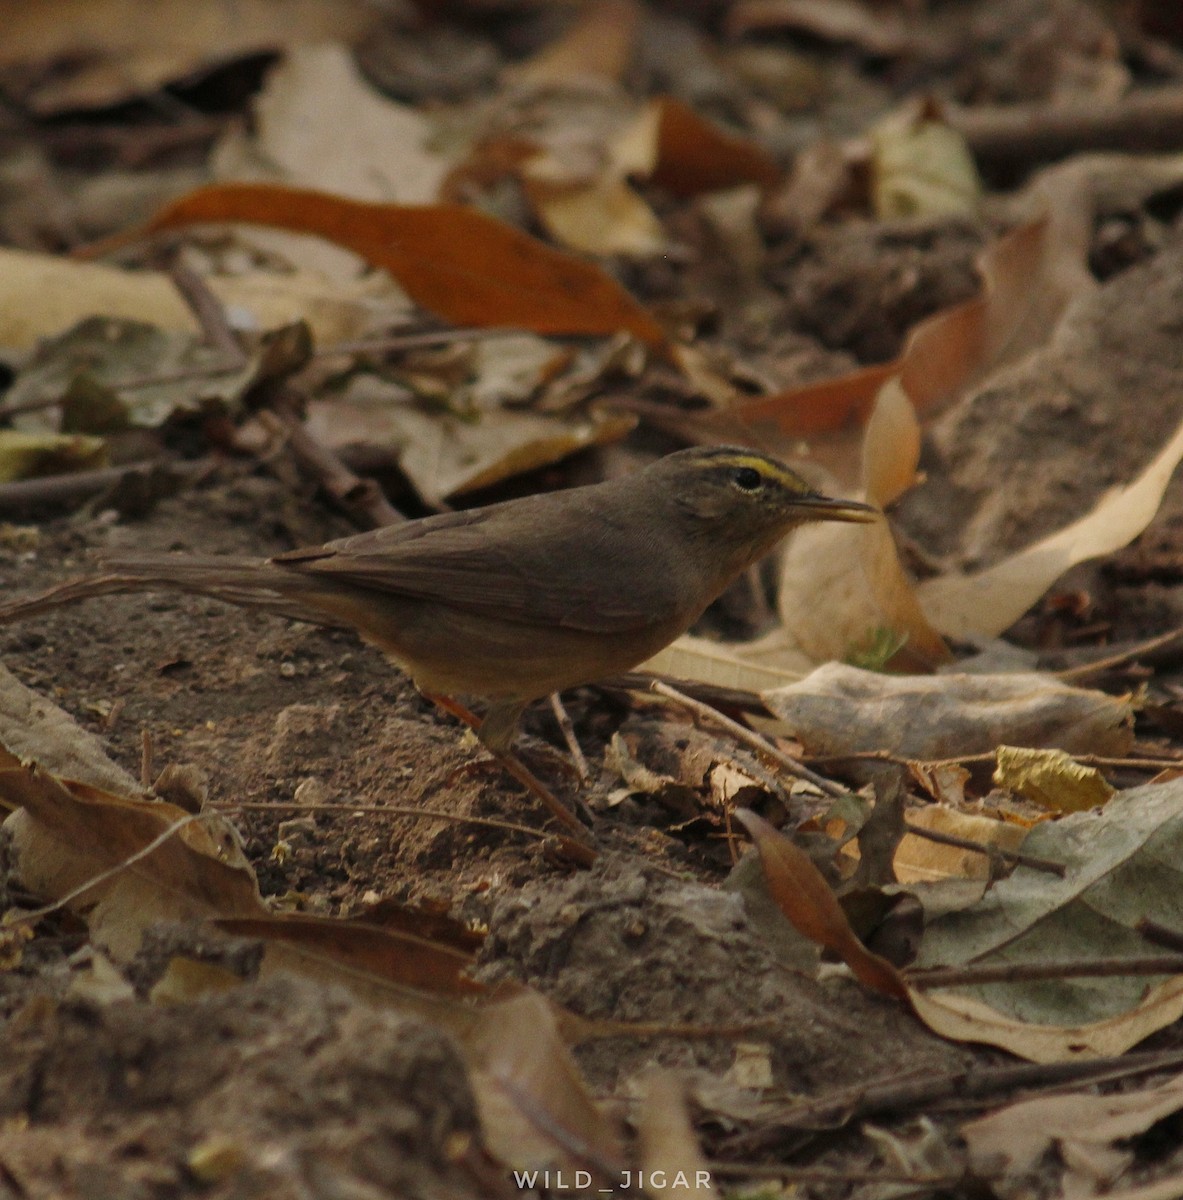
(0, 447, 875, 816)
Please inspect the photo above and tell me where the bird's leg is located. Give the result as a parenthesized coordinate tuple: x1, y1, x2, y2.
(421, 692, 591, 837)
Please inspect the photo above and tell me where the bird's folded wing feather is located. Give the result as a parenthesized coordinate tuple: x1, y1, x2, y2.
(272, 503, 683, 634)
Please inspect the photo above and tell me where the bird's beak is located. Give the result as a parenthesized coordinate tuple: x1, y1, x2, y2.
(793, 495, 880, 523)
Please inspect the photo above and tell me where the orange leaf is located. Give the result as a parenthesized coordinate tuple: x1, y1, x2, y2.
(216, 914, 483, 996)
(730, 203, 1089, 436)
(84, 183, 667, 348)
(652, 97, 783, 197)
(734, 807, 908, 1000)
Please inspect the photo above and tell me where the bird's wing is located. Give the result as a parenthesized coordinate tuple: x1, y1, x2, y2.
(272, 498, 684, 634)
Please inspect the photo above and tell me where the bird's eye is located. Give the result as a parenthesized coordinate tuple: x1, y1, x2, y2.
(731, 466, 763, 491)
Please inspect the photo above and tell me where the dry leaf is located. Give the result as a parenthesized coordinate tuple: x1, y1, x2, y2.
(762, 664, 1134, 760)
(0, 247, 399, 349)
(729, 164, 1095, 436)
(909, 979, 1183, 1064)
(777, 380, 950, 671)
(910, 778, 1183, 1060)
(994, 746, 1115, 813)
(734, 807, 908, 999)
(870, 102, 981, 220)
(918, 411, 1183, 638)
(466, 991, 626, 1176)
(215, 43, 447, 205)
(650, 97, 781, 197)
(727, 0, 931, 57)
(306, 373, 635, 507)
(0, 0, 376, 113)
(961, 1074, 1183, 1197)
(96, 183, 667, 346)
(0, 431, 107, 484)
(0, 765, 266, 960)
(897, 806, 1029, 884)
(641, 631, 813, 692)
(633, 1072, 718, 1198)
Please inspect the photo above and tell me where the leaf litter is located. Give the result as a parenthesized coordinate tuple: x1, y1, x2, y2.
(5, 1, 1183, 1197)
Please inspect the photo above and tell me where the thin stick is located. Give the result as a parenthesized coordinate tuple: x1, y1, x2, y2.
(316, 326, 518, 358)
(708, 1161, 975, 1187)
(260, 401, 405, 528)
(907, 954, 1183, 989)
(722, 1049, 1183, 1150)
(1138, 917, 1183, 954)
(140, 727, 154, 790)
(0, 395, 69, 421)
(806, 748, 1183, 772)
(167, 259, 248, 364)
(213, 799, 559, 841)
(1055, 624, 1183, 680)
(950, 85, 1183, 165)
(902, 821, 1066, 877)
(0, 458, 214, 511)
(11, 812, 206, 925)
(549, 693, 590, 783)
(651, 680, 845, 798)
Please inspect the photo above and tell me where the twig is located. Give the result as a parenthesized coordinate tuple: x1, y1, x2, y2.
(140, 727, 153, 790)
(708, 1161, 975, 1188)
(902, 821, 1066, 877)
(806, 748, 1183, 772)
(721, 1049, 1183, 1150)
(650, 680, 845, 798)
(1055, 624, 1183, 680)
(608, 671, 770, 714)
(8, 812, 206, 926)
(0, 395, 69, 421)
(260, 401, 405, 529)
(907, 954, 1183, 989)
(316, 326, 519, 358)
(212, 799, 565, 843)
(949, 86, 1183, 166)
(167, 259, 248, 365)
(549, 693, 590, 783)
(1138, 917, 1183, 954)
(0, 458, 214, 512)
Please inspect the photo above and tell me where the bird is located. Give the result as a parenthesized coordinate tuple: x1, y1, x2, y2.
(0, 446, 876, 831)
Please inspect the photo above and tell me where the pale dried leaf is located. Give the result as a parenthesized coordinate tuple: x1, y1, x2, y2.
(0, 0, 376, 112)
(762, 664, 1134, 759)
(466, 991, 625, 1176)
(0, 430, 106, 484)
(0, 247, 399, 349)
(910, 779, 1183, 1057)
(306, 374, 635, 506)
(910, 978, 1183, 1064)
(503, 0, 640, 86)
(897, 806, 1028, 884)
(221, 44, 448, 205)
(994, 746, 1115, 814)
(0, 664, 138, 794)
(1, 767, 265, 960)
(871, 105, 981, 220)
(777, 381, 949, 671)
(918, 412, 1183, 638)
(634, 1071, 718, 1198)
(641, 631, 812, 693)
(960, 1074, 1183, 1195)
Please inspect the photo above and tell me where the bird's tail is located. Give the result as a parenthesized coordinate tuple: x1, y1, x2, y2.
(0, 554, 349, 629)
